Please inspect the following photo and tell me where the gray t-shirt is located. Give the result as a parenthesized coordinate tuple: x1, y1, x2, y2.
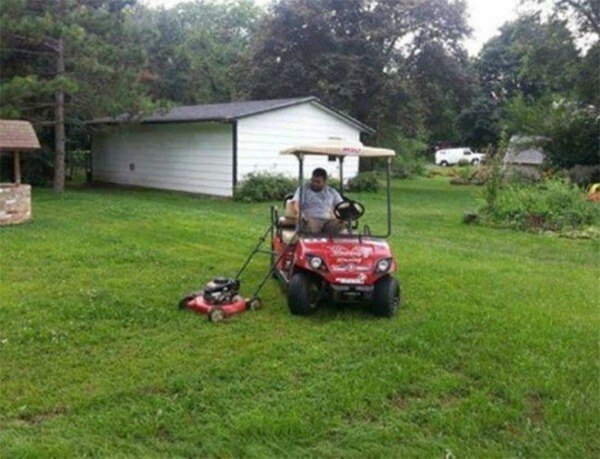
(292, 184, 343, 220)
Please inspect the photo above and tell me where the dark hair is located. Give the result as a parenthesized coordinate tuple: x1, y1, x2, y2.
(312, 168, 327, 180)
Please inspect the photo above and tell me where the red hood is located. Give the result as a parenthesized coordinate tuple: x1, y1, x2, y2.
(295, 237, 395, 283)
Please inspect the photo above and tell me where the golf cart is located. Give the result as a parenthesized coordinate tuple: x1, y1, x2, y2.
(271, 139, 401, 316)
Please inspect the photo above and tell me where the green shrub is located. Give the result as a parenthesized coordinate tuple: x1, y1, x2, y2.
(479, 180, 599, 231)
(346, 172, 379, 193)
(233, 172, 296, 202)
(483, 156, 503, 211)
(327, 177, 341, 190)
(457, 158, 470, 167)
(568, 165, 600, 188)
(362, 129, 428, 179)
(391, 153, 427, 179)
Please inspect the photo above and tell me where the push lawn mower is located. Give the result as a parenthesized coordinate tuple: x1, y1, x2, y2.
(180, 139, 401, 321)
(178, 220, 293, 322)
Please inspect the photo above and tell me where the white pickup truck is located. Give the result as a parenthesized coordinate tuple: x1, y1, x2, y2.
(435, 147, 486, 166)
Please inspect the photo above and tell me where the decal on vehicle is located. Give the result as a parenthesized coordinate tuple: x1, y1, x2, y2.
(335, 273, 367, 284)
(342, 147, 362, 155)
(331, 264, 371, 272)
(330, 245, 372, 258)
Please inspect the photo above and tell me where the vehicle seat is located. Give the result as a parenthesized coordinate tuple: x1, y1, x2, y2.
(279, 197, 298, 244)
(278, 198, 298, 228)
(281, 228, 298, 245)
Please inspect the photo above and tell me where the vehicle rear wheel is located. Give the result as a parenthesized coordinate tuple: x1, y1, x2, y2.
(440, 160, 449, 167)
(288, 272, 320, 315)
(372, 276, 401, 317)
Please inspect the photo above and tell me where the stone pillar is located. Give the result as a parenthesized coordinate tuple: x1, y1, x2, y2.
(0, 184, 32, 225)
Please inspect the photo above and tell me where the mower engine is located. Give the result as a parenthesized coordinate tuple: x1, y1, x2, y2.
(203, 277, 241, 305)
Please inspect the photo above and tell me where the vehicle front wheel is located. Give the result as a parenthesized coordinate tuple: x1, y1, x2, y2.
(288, 272, 320, 315)
(471, 159, 479, 165)
(372, 276, 401, 317)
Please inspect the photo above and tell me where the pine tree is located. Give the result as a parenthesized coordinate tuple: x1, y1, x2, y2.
(0, 0, 154, 192)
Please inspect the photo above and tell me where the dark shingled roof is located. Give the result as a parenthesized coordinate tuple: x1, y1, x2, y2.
(0, 120, 41, 151)
(87, 96, 373, 133)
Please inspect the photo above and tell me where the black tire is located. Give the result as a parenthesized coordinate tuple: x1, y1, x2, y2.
(288, 272, 320, 315)
(471, 159, 479, 165)
(440, 160, 449, 167)
(246, 297, 262, 311)
(209, 308, 225, 322)
(372, 276, 401, 317)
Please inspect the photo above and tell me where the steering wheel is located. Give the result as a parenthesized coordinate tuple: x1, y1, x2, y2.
(334, 199, 365, 221)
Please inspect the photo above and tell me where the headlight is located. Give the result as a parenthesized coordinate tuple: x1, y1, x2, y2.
(310, 256, 324, 269)
(376, 258, 391, 273)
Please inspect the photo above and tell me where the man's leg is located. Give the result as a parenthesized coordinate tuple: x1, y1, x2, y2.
(322, 219, 345, 234)
(303, 217, 326, 234)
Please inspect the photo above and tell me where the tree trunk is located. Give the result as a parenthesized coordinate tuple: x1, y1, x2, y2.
(53, 36, 65, 193)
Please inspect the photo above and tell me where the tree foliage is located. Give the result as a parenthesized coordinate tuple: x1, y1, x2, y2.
(0, 0, 155, 191)
(134, 0, 262, 104)
(244, 0, 472, 148)
(1, 0, 597, 190)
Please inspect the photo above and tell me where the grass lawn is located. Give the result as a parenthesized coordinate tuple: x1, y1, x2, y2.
(1, 178, 598, 457)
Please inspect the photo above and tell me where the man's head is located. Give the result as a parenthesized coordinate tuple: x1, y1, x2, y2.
(310, 168, 328, 192)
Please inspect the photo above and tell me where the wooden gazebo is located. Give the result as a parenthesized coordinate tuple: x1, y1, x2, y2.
(0, 120, 41, 225)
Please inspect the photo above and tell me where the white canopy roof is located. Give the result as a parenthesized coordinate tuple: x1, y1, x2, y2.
(280, 139, 395, 158)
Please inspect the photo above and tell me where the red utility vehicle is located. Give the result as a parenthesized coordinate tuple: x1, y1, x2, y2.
(271, 140, 401, 316)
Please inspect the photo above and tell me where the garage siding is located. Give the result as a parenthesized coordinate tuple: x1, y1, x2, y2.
(236, 102, 361, 184)
(92, 122, 233, 197)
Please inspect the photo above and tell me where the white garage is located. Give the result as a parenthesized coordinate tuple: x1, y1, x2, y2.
(89, 97, 373, 197)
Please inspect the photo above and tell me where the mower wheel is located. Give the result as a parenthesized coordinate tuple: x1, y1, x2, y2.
(247, 297, 262, 311)
(209, 308, 225, 322)
(288, 272, 319, 315)
(178, 291, 203, 309)
(372, 276, 401, 317)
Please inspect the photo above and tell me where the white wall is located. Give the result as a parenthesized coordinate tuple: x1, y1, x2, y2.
(92, 122, 233, 197)
(237, 102, 361, 185)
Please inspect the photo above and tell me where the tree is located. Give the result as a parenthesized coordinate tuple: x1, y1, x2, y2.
(476, 14, 580, 103)
(243, 0, 471, 138)
(0, 0, 154, 192)
(457, 95, 502, 148)
(541, 0, 599, 37)
(461, 13, 584, 149)
(135, 0, 263, 105)
(504, 95, 599, 168)
(410, 42, 475, 144)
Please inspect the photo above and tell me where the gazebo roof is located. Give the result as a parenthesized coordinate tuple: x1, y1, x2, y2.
(0, 120, 41, 151)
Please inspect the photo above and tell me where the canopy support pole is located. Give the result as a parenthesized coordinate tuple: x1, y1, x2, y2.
(338, 156, 344, 195)
(386, 157, 392, 237)
(297, 153, 304, 233)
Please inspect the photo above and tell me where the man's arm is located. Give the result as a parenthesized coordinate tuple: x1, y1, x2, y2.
(332, 187, 344, 206)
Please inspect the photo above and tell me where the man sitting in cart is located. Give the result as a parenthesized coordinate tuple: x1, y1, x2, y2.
(291, 167, 345, 234)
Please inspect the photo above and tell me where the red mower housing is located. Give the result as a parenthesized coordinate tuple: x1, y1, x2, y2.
(183, 295, 247, 322)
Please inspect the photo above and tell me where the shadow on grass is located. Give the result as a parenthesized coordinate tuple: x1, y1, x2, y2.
(303, 301, 392, 323)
